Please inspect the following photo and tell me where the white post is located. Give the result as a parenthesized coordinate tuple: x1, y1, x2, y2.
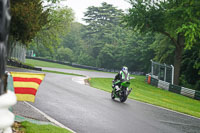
(0, 73, 16, 133)
(171, 65, 174, 84)
(0, 90, 16, 133)
(31, 50, 33, 57)
(164, 63, 166, 82)
(151, 60, 153, 76)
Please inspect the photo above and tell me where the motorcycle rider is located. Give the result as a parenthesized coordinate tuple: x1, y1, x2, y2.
(113, 66, 130, 91)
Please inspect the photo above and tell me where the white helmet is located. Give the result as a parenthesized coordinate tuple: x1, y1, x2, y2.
(122, 66, 128, 73)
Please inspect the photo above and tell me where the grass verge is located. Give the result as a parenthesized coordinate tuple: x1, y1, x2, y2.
(26, 59, 87, 70)
(12, 121, 72, 133)
(43, 70, 85, 77)
(89, 75, 200, 118)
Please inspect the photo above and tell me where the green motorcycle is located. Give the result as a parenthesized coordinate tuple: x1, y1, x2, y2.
(111, 80, 132, 103)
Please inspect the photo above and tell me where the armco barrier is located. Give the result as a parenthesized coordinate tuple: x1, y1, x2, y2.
(158, 80, 170, 91)
(181, 87, 195, 98)
(194, 91, 200, 100)
(151, 78, 158, 86)
(169, 84, 181, 94)
(7, 59, 42, 71)
(26, 56, 72, 66)
(26, 56, 145, 75)
(146, 74, 200, 100)
(26, 56, 100, 71)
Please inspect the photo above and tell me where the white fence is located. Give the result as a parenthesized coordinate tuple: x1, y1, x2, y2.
(10, 44, 26, 63)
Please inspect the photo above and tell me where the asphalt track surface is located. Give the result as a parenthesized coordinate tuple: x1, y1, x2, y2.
(9, 67, 200, 133)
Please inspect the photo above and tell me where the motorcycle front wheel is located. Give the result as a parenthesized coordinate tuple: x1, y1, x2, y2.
(111, 90, 115, 100)
(119, 90, 127, 103)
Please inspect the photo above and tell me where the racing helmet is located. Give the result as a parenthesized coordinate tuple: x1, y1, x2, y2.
(122, 66, 128, 73)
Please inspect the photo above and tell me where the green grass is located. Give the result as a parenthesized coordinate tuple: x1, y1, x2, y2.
(25, 59, 87, 70)
(20, 121, 71, 133)
(23, 62, 35, 67)
(89, 75, 200, 118)
(43, 70, 85, 77)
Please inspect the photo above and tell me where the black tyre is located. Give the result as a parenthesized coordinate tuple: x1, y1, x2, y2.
(0, 0, 11, 42)
(0, 0, 10, 95)
(111, 90, 115, 100)
(120, 96, 127, 103)
(119, 90, 127, 103)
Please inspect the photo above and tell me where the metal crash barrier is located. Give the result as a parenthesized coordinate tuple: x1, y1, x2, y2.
(146, 74, 200, 100)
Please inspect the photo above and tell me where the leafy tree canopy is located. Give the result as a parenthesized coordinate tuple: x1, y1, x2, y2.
(83, 2, 124, 40)
(124, 0, 200, 84)
(10, 0, 49, 44)
(124, 0, 200, 49)
(29, 6, 74, 58)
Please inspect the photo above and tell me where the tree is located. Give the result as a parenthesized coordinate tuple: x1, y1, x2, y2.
(150, 34, 175, 65)
(83, 2, 123, 34)
(97, 44, 119, 69)
(56, 47, 73, 63)
(9, 0, 49, 56)
(61, 22, 84, 51)
(83, 2, 124, 57)
(124, 0, 200, 84)
(180, 44, 200, 90)
(123, 32, 155, 72)
(77, 52, 96, 66)
(28, 7, 74, 59)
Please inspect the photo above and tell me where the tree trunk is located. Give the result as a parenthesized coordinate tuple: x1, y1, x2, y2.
(7, 38, 18, 59)
(173, 34, 184, 85)
(7, 37, 14, 58)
